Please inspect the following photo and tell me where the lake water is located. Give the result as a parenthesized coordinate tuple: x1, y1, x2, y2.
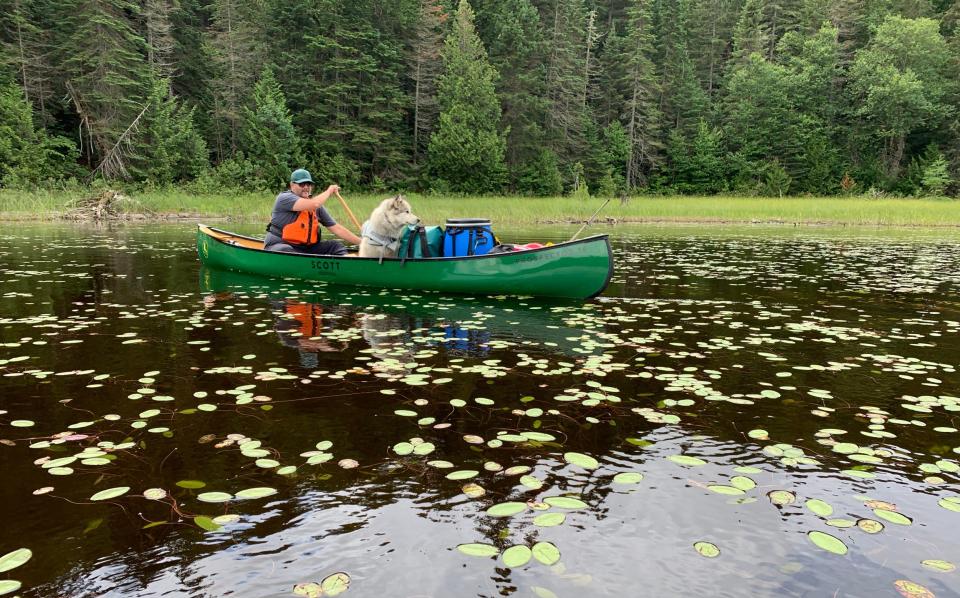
(1, 223, 960, 598)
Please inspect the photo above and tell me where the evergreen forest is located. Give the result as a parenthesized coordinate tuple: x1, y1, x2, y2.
(2, 0, 959, 197)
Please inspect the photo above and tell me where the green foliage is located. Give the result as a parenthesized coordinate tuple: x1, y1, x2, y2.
(0, 0, 958, 196)
(667, 120, 727, 194)
(849, 16, 953, 178)
(57, 0, 153, 168)
(0, 80, 78, 186)
(921, 152, 952, 196)
(428, 0, 507, 193)
(240, 68, 303, 189)
(760, 159, 792, 196)
(129, 79, 207, 185)
(516, 149, 563, 196)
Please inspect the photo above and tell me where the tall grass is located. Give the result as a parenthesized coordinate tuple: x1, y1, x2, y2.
(2, 189, 959, 227)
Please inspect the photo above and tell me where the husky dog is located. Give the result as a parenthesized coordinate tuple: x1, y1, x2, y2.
(358, 195, 420, 258)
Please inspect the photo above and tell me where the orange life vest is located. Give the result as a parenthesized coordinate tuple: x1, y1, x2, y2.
(280, 210, 320, 245)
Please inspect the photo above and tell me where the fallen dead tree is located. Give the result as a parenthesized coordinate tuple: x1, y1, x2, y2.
(63, 190, 152, 221)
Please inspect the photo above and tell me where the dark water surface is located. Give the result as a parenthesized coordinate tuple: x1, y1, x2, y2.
(2, 223, 960, 598)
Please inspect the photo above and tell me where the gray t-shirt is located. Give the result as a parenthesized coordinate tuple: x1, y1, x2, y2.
(266, 191, 336, 246)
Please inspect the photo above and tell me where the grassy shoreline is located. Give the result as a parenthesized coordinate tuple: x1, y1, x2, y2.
(2, 189, 959, 227)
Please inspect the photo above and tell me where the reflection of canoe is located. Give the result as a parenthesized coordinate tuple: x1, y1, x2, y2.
(198, 266, 600, 356)
(196, 225, 613, 299)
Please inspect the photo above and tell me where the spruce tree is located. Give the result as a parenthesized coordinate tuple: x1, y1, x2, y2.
(656, 0, 709, 135)
(621, 0, 662, 189)
(208, 0, 265, 160)
(409, 0, 447, 168)
(686, 0, 739, 99)
(0, 0, 56, 125)
(240, 68, 304, 189)
(428, 0, 507, 193)
(475, 0, 550, 189)
(57, 0, 152, 172)
(143, 0, 178, 84)
(129, 78, 207, 184)
(542, 0, 593, 165)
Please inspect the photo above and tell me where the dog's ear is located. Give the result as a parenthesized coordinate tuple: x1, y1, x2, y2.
(392, 194, 404, 207)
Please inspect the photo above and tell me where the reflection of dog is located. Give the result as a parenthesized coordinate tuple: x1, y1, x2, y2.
(358, 195, 420, 258)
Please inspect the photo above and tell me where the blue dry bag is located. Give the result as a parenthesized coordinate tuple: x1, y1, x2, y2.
(442, 218, 496, 257)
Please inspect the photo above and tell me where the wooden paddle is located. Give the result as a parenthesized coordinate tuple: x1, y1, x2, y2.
(335, 190, 363, 232)
(569, 198, 612, 242)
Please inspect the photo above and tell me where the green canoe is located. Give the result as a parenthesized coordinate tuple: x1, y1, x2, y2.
(196, 224, 613, 299)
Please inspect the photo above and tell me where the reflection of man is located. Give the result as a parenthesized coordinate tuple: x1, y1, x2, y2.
(273, 299, 346, 368)
(264, 169, 361, 255)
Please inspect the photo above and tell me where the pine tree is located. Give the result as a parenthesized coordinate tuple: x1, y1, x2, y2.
(58, 0, 152, 173)
(144, 0, 178, 84)
(542, 0, 593, 164)
(240, 68, 304, 189)
(0, 78, 77, 185)
(409, 0, 447, 167)
(475, 0, 550, 188)
(656, 0, 709, 135)
(428, 0, 507, 193)
(208, 0, 265, 160)
(621, 0, 662, 189)
(0, 0, 56, 125)
(129, 78, 207, 184)
(280, 0, 413, 185)
(687, 0, 739, 98)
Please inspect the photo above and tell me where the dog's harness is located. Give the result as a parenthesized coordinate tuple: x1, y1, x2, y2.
(361, 221, 401, 264)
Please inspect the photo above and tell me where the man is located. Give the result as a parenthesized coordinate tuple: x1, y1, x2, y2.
(264, 169, 361, 255)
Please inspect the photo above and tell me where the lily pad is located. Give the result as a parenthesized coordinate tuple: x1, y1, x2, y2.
(234, 487, 277, 500)
(893, 580, 935, 598)
(0, 548, 31, 573)
(446, 470, 479, 481)
(143, 488, 167, 501)
(807, 531, 848, 555)
(501, 545, 532, 568)
(457, 543, 499, 558)
(532, 542, 561, 566)
(873, 509, 912, 525)
(413, 442, 435, 456)
(805, 499, 834, 518)
(856, 519, 884, 534)
(767, 490, 796, 506)
(486, 502, 527, 518)
(320, 572, 351, 596)
(90, 486, 130, 501)
(730, 476, 756, 491)
(921, 559, 956, 573)
(176, 480, 206, 489)
(669, 455, 706, 467)
(392, 442, 414, 456)
(519, 475, 543, 490)
(612, 472, 643, 484)
(564, 452, 599, 470)
(938, 499, 960, 513)
(694, 542, 720, 558)
(462, 483, 485, 498)
(543, 496, 587, 509)
(0, 580, 22, 595)
(194, 516, 222, 531)
(533, 512, 566, 527)
(197, 491, 233, 503)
